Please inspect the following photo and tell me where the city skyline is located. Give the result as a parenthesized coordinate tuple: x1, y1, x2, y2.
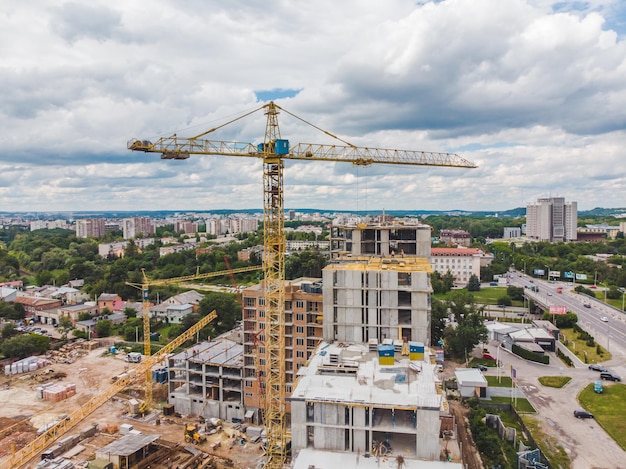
(2, 1, 626, 213)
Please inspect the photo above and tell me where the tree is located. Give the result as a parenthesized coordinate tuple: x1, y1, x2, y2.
(497, 296, 512, 307)
(78, 311, 92, 321)
(1, 322, 18, 339)
(95, 319, 112, 338)
(443, 291, 488, 359)
(467, 275, 481, 292)
(198, 292, 241, 338)
(506, 285, 525, 301)
(0, 334, 50, 359)
(430, 297, 449, 346)
(57, 315, 74, 340)
(124, 307, 138, 318)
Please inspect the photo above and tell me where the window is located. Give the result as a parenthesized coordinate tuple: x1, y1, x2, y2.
(296, 313, 304, 321)
(296, 326, 304, 334)
(259, 310, 265, 318)
(259, 298, 265, 306)
(296, 300, 304, 309)
(296, 351, 304, 358)
(296, 338, 304, 346)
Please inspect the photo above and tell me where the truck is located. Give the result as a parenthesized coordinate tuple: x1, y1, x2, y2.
(125, 352, 142, 363)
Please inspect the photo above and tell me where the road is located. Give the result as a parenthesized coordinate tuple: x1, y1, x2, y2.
(507, 272, 626, 359)
(482, 273, 626, 468)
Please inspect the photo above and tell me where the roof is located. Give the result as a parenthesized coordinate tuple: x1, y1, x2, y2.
(431, 248, 481, 256)
(171, 339, 243, 367)
(454, 368, 488, 387)
(290, 342, 441, 410)
(98, 293, 120, 301)
(168, 290, 204, 305)
(96, 433, 160, 457)
(509, 328, 554, 341)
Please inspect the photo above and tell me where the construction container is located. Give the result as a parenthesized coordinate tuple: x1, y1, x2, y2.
(409, 341, 425, 361)
(378, 345, 395, 365)
(163, 404, 175, 416)
(120, 423, 134, 434)
(128, 400, 140, 415)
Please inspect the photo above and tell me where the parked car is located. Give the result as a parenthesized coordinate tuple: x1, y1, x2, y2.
(482, 353, 496, 361)
(473, 365, 488, 372)
(594, 380, 604, 393)
(600, 371, 621, 382)
(589, 364, 608, 372)
(574, 410, 594, 419)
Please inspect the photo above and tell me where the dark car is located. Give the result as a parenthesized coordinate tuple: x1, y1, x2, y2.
(473, 365, 488, 372)
(600, 371, 621, 382)
(574, 410, 594, 419)
(589, 364, 608, 372)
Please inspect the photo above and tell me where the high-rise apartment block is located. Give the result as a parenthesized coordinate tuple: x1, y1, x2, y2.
(122, 217, 155, 239)
(241, 278, 323, 417)
(322, 257, 432, 345)
(526, 197, 577, 242)
(75, 218, 105, 238)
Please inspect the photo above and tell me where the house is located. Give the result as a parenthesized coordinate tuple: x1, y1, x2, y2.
(454, 368, 488, 398)
(56, 303, 100, 325)
(98, 293, 122, 311)
(163, 290, 204, 308)
(75, 313, 127, 336)
(95, 433, 160, 468)
(150, 303, 193, 324)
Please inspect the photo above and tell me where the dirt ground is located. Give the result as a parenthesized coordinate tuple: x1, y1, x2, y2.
(0, 342, 264, 469)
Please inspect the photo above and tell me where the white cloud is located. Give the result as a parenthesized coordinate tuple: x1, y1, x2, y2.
(0, 0, 625, 212)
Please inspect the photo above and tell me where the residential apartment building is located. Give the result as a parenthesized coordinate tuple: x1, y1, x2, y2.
(241, 278, 323, 414)
(430, 247, 487, 284)
(526, 197, 577, 242)
(322, 257, 432, 346)
(439, 229, 471, 246)
(122, 217, 155, 239)
(76, 219, 105, 239)
(289, 342, 452, 462)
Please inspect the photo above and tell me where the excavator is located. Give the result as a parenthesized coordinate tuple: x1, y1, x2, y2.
(184, 423, 207, 445)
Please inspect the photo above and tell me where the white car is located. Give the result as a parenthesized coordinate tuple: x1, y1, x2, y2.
(600, 316, 609, 322)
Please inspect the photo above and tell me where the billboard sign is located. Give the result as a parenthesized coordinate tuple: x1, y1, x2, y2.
(576, 273, 588, 280)
(548, 271, 561, 278)
(549, 305, 567, 315)
(534, 269, 545, 276)
(563, 271, 575, 279)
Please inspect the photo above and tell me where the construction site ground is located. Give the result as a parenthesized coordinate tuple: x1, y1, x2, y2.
(0, 340, 264, 469)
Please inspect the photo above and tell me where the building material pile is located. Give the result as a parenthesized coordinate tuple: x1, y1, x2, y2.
(37, 383, 77, 402)
(45, 340, 91, 364)
(4, 356, 51, 375)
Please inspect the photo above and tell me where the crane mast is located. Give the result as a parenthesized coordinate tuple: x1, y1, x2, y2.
(128, 101, 476, 468)
(261, 103, 288, 467)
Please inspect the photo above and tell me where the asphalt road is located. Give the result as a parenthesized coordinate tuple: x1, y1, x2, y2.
(482, 273, 626, 468)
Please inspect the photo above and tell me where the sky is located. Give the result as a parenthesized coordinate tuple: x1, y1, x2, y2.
(1, 0, 626, 214)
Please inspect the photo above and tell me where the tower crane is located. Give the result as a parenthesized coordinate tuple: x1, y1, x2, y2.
(128, 101, 476, 468)
(1, 310, 218, 469)
(125, 265, 261, 409)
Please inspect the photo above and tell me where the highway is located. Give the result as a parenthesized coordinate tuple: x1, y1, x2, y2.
(506, 272, 626, 359)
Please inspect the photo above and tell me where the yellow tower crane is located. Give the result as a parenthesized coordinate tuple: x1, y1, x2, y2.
(128, 101, 476, 468)
(1, 310, 219, 469)
(125, 265, 261, 409)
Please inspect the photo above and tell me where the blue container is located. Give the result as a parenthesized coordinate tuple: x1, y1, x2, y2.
(275, 139, 289, 155)
(110, 347, 117, 355)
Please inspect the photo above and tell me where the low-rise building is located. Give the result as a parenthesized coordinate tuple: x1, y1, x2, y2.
(439, 230, 471, 247)
(150, 303, 194, 324)
(430, 248, 490, 285)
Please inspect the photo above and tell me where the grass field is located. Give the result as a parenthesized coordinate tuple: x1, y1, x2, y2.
(538, 376, 571, 388)
(434, 286, 524, 307)
(560, 327, 612, 364)
(578, 382, 626, 450)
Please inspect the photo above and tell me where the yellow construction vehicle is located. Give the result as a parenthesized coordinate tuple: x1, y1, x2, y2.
(1, 311, 218, 469)
(129, 101, 477, 468)
(184, 423, 207, 444)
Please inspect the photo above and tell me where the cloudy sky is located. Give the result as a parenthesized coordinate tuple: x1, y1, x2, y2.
(1, 0, 625, 213)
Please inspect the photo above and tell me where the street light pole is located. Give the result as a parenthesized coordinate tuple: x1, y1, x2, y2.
(136, 326, 139, 343)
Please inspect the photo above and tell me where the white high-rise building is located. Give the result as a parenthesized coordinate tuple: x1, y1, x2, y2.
(526, 197, 577, 242)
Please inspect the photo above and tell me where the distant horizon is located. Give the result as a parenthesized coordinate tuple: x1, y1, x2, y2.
(2, 206, 626, 218)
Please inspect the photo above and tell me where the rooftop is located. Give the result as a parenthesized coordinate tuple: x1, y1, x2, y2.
(290, 342, 442, 410)
(292, 448, 463, 469)
(96, 433, 160, 457)
(171, 339, 243, 367)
